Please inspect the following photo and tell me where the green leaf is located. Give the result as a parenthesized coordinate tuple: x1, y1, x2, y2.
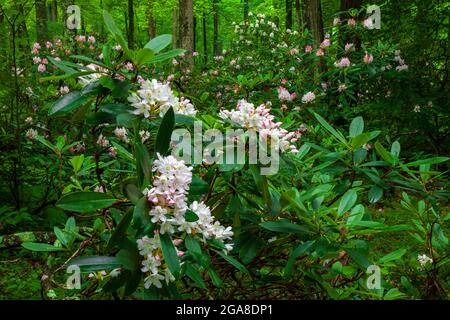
(185, 264, 206, 289)
(346, 249, 372, 269)
(284, 241, 314, 276)
(56, 192, 116, 213)
(391, 141, 401, 158)
(185, 209, 199, 222)
(47, 56, 77, 74)
(70, 55, 110, 70)
(374, 142, 394, 164)
(68, 256, 121, 272)
(155, 106, 175, 156)
(185, 235, 202, 254)
(368, 185, 383, 203)
(260, 220, 311, 236)
(21, 242, 64, 252)
(349, 116, 364, 137)
(189, 177, 209, 196)
(347, 204, 365, 225)
(216, 251, 249, 274)
(146, 49, 185, 64)
(107, 210, 133, 250)
(135, 48, 155, 66)
(135, 141, 151, 188)
(311, 111, 347, 145)
(144, 34, 172, 53)
(117, 248, 141, 271)
(160, 233, 180, 277)
(405, 157, 449, 167)
(379, 249, 407, 264)
(111, 140, 134, 162)
(54, 227, 68, 247)
(338, 189, 358, 215)
(133, 196, 152, 230)
(48, 91, 90, 116)
(124, 183, 143, 205)
(103, 10, 130, 58)
(208, 268, 222, 287)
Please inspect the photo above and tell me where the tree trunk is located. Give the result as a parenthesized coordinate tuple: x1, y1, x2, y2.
(213, 0, 219, 56)
(36, 0, 48, 43)
(147, 0, 156, 39)
(193, 16, 197, 51)
(302, 0, 324, 45)
(285, 0, 292, 31)
(340, 0, 363, 12)
(179, 0, 194, 53)
(202, 9, 207, 63)
(243, 0, 249, 22)
(295, 0, 301, 32)
(172, 6, 179, 48)
(50, 0, 57, 21)
(128, 0, 135, 49)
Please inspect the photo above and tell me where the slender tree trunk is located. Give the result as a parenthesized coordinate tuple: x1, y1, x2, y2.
(147, 0, 156, 39)
(202, 9, 207, 63)
(179, 0, 194, 53)
(193, 16, 197, 52)
(340, 0, 363, 12)
(36, 0, 48, 43)
(213, 0, 219, 56)
(172, 6, 179, 48)
(302, 0, 324, 45)
(243, 0, 249, 22)
(285, 0, 292, 30)
(295, 0, 301, 32)
(128, 0, 135, 49)
(50, 0, 57, 21)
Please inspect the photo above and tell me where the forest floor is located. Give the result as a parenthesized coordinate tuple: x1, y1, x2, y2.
(0, 206, 445, 299)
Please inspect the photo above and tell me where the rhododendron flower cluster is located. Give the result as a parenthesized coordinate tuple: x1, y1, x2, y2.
(113, 127, 129, 143)
(219, 100, 301, 153)
(301, 92, 316, 103)
(277, 86, 296, 102)
(335, 57, 351, 68)
(128, 79, 197, 118)
(137, 154, 233, 288)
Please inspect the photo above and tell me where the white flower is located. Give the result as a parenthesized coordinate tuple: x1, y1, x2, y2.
(109, 268, 121, 278)
(219, 100, 301, 154)
(96, 134, 109, 147)
(301, 92, 316, 103)
(94, 185, 107, 193)
(59, 86, 70, 95)
(128, 79, 179, 118)
(113, 127, 129, 142)
(335, 57, 351, 68)
(417, 254, 432, 267)
(144, 272, 165, 289)
(139, 130, 150, 143)
(26, 128, 38, 140)
(25, 116, 33, 124)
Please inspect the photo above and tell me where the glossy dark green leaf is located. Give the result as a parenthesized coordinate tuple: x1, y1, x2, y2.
(260, 220, 311, 236)
(56, 192, 116, 213)
(155, 106, 175, 155)
(68, 256, 121, 272)
(144, 34, 172, 53)
(160, 233, 180, 277)
(48, 91, 90, 116)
